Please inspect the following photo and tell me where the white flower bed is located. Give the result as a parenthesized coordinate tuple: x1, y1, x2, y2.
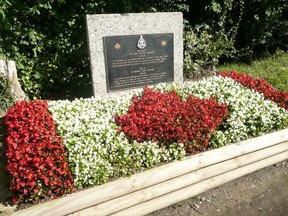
(48, 92, 185, 187)
(48, 76, 288, 187)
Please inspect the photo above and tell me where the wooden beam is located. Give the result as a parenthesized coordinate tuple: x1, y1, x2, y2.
(71, 141, 288, 216)
(112, 151, 288, 216)
(11, 128, 288, 216)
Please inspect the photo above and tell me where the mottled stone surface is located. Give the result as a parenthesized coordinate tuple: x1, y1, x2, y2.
(0, 60, 27, 100)
(86, 12, 183, 97)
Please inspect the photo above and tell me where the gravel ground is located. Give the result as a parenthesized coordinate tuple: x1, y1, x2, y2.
(147, 160, 288, 216)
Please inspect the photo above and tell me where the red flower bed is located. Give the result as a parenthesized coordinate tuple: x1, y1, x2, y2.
(115, 87, 228, 153)
(218, 71, 288, 110)
(5, 100, 74, 203)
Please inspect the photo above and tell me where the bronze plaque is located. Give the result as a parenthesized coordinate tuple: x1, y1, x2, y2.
(103, 33, 174, 92)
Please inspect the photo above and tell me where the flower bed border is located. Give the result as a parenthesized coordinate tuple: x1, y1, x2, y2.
(12, 128, 288, 216)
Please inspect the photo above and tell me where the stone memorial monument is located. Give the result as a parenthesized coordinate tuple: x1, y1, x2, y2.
(86, 12, 183, 97)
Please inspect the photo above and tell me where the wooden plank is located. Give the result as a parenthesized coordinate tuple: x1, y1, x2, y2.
(71, 141, 288, 216)
(112, 150, 288, 216)
(11, 128, 288, 216)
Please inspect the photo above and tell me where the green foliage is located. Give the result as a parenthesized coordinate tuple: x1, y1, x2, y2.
(0, 0, 188, 99)
(0, 73, 15, 114)
(1, 0, 89, 97)
(1, 0, 287, 96)
(184, 0, 287, 75)
(183, 0, 244, 78)
(235, 0, 288, 62)
(184, 23, 236, 78)
(99, 0, 188, 13)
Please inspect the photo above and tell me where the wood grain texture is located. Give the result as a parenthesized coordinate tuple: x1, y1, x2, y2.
(112, 151, 288, 216)
(72, 141, 288, 216)
(11, 128, 288, 216)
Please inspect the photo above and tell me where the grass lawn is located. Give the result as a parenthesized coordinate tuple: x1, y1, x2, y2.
(217, 50, 288, 92)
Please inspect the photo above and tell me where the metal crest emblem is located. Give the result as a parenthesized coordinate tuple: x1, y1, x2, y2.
(137, 35, 146, 50)
(161, 40, 167, 46)
(114, 43, 121, 49)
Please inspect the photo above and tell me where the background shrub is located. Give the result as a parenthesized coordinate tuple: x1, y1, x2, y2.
(235, 0, 288, 62)
(185, 0, 288, 64)
(183, 23, 237, 78)
(0, 0, 287, 97)
(0, 0, 188, 98)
